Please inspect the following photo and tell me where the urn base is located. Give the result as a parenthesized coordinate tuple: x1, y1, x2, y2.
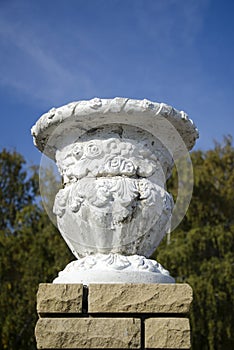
(53, 254, 175, 284)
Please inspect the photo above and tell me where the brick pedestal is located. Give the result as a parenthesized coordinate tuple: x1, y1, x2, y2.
(35, 283, 192, 349)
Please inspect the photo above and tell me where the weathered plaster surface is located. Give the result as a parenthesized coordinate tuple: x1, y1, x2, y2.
(32, 98, 198, 283)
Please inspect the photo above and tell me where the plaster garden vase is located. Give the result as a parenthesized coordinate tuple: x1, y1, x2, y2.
(32, 97, 198, 284)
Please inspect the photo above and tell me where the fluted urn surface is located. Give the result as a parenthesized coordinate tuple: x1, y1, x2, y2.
(32, 97, 198, 283)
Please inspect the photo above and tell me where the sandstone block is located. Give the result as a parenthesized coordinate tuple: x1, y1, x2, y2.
(88, 283, 192, 313)
(145, 318, 190, 349)
(37, 284, 83, 314)
(35, 317, 141, 349)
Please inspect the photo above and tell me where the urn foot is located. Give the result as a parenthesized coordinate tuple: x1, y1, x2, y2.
(53, 254, 175, 284)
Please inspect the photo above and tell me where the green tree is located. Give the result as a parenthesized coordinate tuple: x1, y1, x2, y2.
(0, 149, 73, 350)
(155, 136, 234, 350)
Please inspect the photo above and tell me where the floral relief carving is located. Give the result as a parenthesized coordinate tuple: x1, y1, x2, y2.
(56, 137, 160, 185)
(52, 129, 174, 262)
(85, 141, 103, 159)
(59, 253, 170, 273)
(104, 157, 136, 176)
(52, 127, 175, 265)
(53, 175, 173, 258)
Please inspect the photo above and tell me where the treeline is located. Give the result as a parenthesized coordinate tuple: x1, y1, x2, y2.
(0, 137, 234, 349)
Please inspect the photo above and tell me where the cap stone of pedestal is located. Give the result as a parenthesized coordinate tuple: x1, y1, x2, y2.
(88, 283, 192, 313)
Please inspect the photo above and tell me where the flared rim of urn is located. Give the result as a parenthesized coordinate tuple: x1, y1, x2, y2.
(31, 97, 199, 160)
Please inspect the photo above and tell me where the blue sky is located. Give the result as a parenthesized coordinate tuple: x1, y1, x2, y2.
(0, 0, 234, 165)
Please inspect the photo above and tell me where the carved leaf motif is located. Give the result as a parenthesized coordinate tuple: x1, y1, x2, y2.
(101, 254, 131, 270)
(56, 254, 170, 274)
(111, 178, 138, 206)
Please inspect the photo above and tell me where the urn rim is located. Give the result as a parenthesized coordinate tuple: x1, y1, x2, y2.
(31, 97, 199, 159)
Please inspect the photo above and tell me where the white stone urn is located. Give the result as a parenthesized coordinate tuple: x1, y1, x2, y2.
(32, 97, 198, 284)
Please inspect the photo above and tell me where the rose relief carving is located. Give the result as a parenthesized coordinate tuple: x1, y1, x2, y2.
(55, 137, 162, 186)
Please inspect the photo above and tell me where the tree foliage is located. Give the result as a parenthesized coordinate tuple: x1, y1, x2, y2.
(0, 149, 73, 350)
(155, 136, 234, 350)
(0, 137, 233, 350)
